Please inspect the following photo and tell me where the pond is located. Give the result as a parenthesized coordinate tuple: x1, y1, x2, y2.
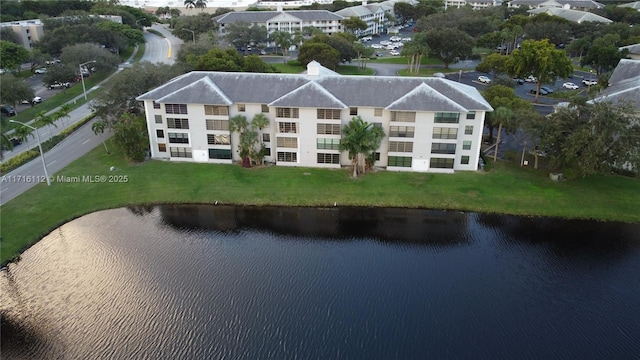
(1, 205, 639, 359)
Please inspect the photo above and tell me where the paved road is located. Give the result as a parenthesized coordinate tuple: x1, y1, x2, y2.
(141, 24, 180, 65)
(1, 26, 184, 206)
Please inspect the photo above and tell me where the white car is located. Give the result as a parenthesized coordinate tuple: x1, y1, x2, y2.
(562, 82, 578, 90)
(478, 75, 491, 84)
(21, 96, 43, 104)
(390, 36, 402, 42)
(525, 75, 537, 83)
(390, 50, 400, 56)
(401, 37, 412, 42)
(371, 44, 383, 49)
(34, 68, 47, 74)
(380, 40, 391, 46)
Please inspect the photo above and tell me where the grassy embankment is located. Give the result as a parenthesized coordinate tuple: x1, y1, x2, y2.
(2, 140, 639, 264)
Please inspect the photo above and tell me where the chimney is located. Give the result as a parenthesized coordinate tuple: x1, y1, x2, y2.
(277, 3, 283, 12)
(363, 0, 368, 5)
(307, 61, 320, 77)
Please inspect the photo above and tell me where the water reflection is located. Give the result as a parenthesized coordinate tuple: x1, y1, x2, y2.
(1, 205, 639, 359)
(156, 205, 472, 246)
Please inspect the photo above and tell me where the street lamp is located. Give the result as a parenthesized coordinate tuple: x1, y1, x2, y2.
(79, 60, 96, 101)
(183, 28, 195, 42)
(9, 120, 51, 186)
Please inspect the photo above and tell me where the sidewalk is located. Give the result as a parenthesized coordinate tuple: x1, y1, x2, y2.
(1, 45, 139, 163)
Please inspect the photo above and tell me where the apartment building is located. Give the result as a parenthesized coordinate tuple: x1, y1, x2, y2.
(0, 19, 44, 49)
(214, 9, 344, 44)
(136, 61, 493, 173)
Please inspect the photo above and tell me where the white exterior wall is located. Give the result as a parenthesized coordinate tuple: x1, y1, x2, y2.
(143, 102, 487, 173)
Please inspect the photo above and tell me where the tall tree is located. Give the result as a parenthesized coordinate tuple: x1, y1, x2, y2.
(424, 28, 474, 69)
(297, 42, 340, 70)
(0, 74, 34, 109)
(340, 116, 385, 177)
(184, 0, 196, 9)
(229, 114, 252, 167)
(59, 43, 120, 73)
(92, 120, 110, 153)
(35, 111, 57, 141)
(402, 32, 428, 74)
(195, 0, 208, 11)
(534, 101, 640, 177)
(476, 53, 509, 77)
(0, 40, 30, 71)
(270, 30, 292, 63)
(580, 34, 627, 75)
(223, 21, 268, 55)
(54, 103, 72, 127)
(112, 113, 148, 162)
(507, 39, 573, 102)
(251, 113, 269, 165)
(343, 16, 367, 35)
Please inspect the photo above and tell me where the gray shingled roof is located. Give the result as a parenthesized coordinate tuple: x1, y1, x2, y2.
(509, 0, 604, 8)
(269, 81, 347, 108)
(608, 59, 640, 85)
(589, 59, 640, 111)
(137, 70, 493, 113)
(215, 10, 342, 24)
(619, 1, 640, 9)
(528, 7, 612, 23)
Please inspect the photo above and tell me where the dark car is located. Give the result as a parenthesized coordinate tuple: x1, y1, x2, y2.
(1, 104, 16, 117)
(540, 86, 554, 94)
(513, 78, 524, 85)
(530, 88, 549, 95)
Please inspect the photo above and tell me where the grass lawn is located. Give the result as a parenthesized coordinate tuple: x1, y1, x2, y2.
(397, 68, 474, 77)
(2, 139, 639, 264)
(372, 56, 443, 66)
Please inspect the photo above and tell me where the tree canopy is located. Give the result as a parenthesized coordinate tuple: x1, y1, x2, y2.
(0, 40, 30, 71)
(0, 74, 34, 109)
(424, 28, 474, 69)
(297, 42, 341, 70)
(340, 116, 385, 177)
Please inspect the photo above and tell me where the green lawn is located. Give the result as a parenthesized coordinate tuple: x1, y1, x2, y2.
(372, 56, 443, 66)
(2, 140, 639, 264)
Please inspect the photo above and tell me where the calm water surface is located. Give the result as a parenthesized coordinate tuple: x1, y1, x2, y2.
(1, 205, 639, 359)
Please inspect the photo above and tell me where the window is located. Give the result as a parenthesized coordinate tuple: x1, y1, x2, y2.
(461, 155, 470, 165)
(261, 104, 269, 113)
(317, 123, 341, 135)
(165, 104, 187, 114)
(238, 103, 246, 112)
(264, 147, 271, 156)
(158, 143, 166, 152)
(388, 156, 412, 167)
(277, 151, 297, 162)
(207, 134, 230, 145)
(463, 140, 472, 150)
(317, 138, 340, 150)
(374, 152, 380, 161)
(433, 127, 458, 139)
(153, 101, 160, 109)
(156, 129, 164, 138)
(204, 105, 228, 116)
(263, 133, 271, 142)
(435, 112, 460, 124)
(209, 149, 232, 159)
(374, 108, 383, 117)
(431, 143, 456, 154)
(167, 118, 189, 129)
(276, 137, 298, 148)
(317, 109, 341, 119)
(389, 126, 415, 138)
(206, 119, 229, 131)
(389, 141, 414, 152)
(276, 107, 299, 118)
(465, 125, 473, 135)
(317, 153, 340, 164)
(278, 122, 298, 133)
(170, 147, 192, 158)
(154, 115, 163, 124)
(466, 111, 476, 120)
(168, 132, 189, 144)
(430, 158, 454, 168)
(391, 111, 416, 122)
(350, 107, 358, 116)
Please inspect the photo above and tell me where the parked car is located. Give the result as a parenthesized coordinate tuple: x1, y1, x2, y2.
(562, 82, 579, 90)
(582, 79, 597, 86)
(21, 96, 43, 105)
(530, 88, 549, 95)
(1, 104, 16, 117)
(540, 86, 554, 94)
(525, 75, 537, 83)
(389, 50, 400, 56)
(478, 75, 491, 84)
(48, 81, 71, 89)
(34, 68, 47, 74)
(513, 78, 524, 85)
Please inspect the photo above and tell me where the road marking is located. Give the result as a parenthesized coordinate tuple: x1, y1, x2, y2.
(48, 160, 56, 165)
(166, 38, 172, 58)
(82, 139, 90, 145)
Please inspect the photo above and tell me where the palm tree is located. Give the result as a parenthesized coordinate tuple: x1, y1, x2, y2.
(54, 103, 71, 126)
(491, 106, 514, 162)
(184, 0, 196, 9)
(1, 132, 13, 160)
(229, 115, 251, 166)
(12, 124, 34, 145)
(251, 113, 270, 165)
(92, 120, 110, 153)
(35, 111, 56, 141)
(270, 31, 292, 63)
(340, 116, 385, 177)
(195, 0, 208, 11)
